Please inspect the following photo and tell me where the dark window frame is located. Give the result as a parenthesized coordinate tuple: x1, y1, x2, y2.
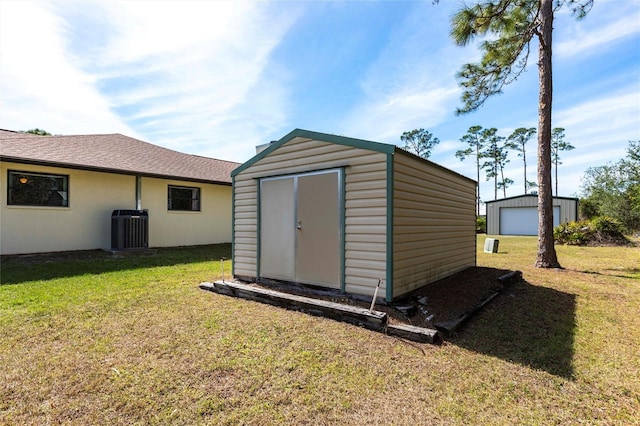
(168, 185, 201, 211)
(7, 170, 69, 207)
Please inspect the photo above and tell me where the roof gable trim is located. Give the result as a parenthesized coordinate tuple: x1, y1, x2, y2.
(232, 128, 396, 177)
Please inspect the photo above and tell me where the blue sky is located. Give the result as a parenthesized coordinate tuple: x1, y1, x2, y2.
(1, 0, 638, 209)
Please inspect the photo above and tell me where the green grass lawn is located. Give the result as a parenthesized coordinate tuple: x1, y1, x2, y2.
(1, 239, 638, 425)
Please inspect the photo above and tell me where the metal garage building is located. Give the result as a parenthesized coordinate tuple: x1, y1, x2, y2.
(231, 129, 477, 302)
(486, 194, 579, 236)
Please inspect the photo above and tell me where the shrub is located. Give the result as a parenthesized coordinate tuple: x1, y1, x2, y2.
(554, 216, 630, 246)
(579, 197, 599, 220)
(476, 216, 487, 233)
(554, 220, 593, 245)
(591, 216, 624, 236)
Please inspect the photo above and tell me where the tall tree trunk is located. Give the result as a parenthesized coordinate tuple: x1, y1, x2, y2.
(554, 158, 558, 196)
(535, 0, 561, 268)
(500, 163, 506, 198)
(494, 167, 497, 200)
(523, 149, 527, 193)
(475, 146, 481, 216)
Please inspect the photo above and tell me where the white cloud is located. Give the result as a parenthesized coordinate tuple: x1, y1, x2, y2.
(0, 0, 299, 161)
(94, 1, 299, 159)
(153, 64, 293, 163)
(339, 2, 468, 143)
(0, 1, 137, 135)
(97, 1, 249, 64)
(435, 139, 465, 155)
(554, 90, 639, 155)
(556, 5, 640, 59)
(343, 86, 461, 143)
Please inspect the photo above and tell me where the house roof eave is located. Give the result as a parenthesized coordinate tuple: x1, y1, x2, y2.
(1, 156, 233, 186)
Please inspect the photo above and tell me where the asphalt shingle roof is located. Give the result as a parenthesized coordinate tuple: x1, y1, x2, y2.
(0, 131, 239, 184)
(0, 129, 43, 139)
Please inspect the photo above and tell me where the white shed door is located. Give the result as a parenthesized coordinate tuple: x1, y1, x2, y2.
(296, 172, 340, 288)
(260, 177, 296, 281)
(259, 170, 341, 288)
(500, 206, 560, 235)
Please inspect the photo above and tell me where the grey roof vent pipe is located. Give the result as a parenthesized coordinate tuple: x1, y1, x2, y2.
(255, 141, 278, 154)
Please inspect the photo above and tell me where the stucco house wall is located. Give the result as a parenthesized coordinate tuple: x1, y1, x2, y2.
(0, 130, 238, 255)
(142, 177, 232, 247)
(1, 162, 134, 254)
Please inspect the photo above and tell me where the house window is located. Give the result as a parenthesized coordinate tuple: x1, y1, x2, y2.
(7, 170, 69, 207)
(168, 185, 200, 211)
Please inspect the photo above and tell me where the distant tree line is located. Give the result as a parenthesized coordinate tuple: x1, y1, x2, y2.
(401, 127, 638, 234)
(24, 128, 52, 136)
(400, 125, 574, 216)
(580, 140, 640, 233)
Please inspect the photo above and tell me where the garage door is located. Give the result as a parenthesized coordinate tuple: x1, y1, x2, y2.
(500, 206, 560, 235)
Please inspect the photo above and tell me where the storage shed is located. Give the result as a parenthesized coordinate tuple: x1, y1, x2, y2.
(486, 194, 579, 235)
(231, 129, 477, 302)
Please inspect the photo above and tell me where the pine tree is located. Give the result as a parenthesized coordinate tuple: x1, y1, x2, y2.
(550, 127, 575, 196)
(400, 129, 440, 159)
(456, 125, 485, 215)
(506, 127, 537, 194)
(450, 0, 593, 268)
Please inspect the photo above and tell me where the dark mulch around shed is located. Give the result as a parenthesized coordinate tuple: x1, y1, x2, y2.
(241, 266, 517, 336)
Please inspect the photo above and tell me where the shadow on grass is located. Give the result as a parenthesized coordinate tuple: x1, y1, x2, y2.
(450, 278, 576, 379)
(0, 244, 232, 285)
(572, 268, 640, 280)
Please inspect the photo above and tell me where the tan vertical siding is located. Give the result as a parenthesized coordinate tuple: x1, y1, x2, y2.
(486, 195, 578, 235)
(233, 178, 258, 277)
(392, 152, 476, 298)
(232, 137, 388, 297)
